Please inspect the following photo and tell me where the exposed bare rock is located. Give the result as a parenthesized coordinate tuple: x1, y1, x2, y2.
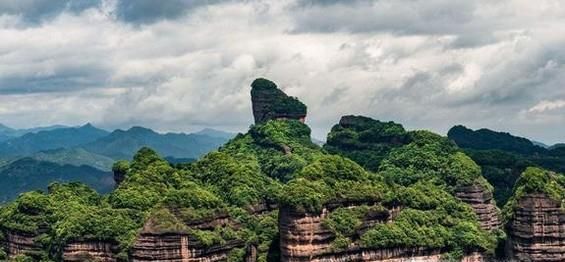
(279, 204, 489, 262)
(251, 78, 307, 124)
(130, 208, 247, 262)
(3, 230, 43, 258)
(131, 232, 244, 262)
(506, 193, 565, 261)
(245, 245, 258, 262)
(279, 204, 415, 262)
(62, 241, 118, 262)
(455, 183, 501, 231)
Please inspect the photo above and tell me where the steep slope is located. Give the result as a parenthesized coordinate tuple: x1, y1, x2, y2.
(251, 78, 307, 124)
(82, 126, 228, 160)
(503, 167, 565, 261)
(0, 124, 109, 156)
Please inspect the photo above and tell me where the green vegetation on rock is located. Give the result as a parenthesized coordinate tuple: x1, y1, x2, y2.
(502, 167, 565, 221)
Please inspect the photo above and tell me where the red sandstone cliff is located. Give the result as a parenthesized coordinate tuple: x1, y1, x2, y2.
(506, 193, 565, 261)
(455, 183, 501, 231)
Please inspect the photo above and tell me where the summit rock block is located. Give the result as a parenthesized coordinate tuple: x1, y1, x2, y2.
(251, 78, 307, 124)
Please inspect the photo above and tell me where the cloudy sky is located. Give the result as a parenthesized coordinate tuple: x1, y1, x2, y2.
(0, 0, 564, 143)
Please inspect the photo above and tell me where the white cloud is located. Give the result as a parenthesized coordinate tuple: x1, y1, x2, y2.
(528, 100, 565, 113)
(0, 0, 564, 143)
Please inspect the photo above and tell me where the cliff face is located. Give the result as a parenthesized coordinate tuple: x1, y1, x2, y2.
(251, 78, 307, 124)
(130, 208, 250, 262)
(455, 183, 500, 231)
(131, 233, 244, 262)
(2, 230, 43, 258)
(279, 205, 486, 262)
(506, 193, 565, 261)
(280, 204, 441, 262)
(62, 241, 117, 262)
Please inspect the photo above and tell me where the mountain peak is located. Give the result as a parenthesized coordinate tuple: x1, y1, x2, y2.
(250, 78, 307, 124)
(127, 126, 157, 135)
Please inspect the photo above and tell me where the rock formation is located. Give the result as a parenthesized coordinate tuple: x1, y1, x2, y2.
(251, 78, 307, 124)
(2, 229, 44, 258)
(131, 233, 244, 262)
(63, 241, 118, 262)
(455, 183, 501, 231)
(506, 193, 565, 261)
(279, 204, 486, 262)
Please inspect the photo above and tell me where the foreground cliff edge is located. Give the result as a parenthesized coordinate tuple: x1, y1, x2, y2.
(0, 78, 562, 262)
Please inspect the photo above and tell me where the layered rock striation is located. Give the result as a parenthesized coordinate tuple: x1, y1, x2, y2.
(455, 183, 501, 231)
(279, 204, 486, 262)
(251, 78, 307, 124)
(506, 193, 565, 261)
(63, 241, 118, 262)
(2, 229, 45, 258)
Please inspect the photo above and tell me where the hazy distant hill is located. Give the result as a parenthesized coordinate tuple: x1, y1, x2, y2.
(82, 126, 229, 160)
(0, 124, 233, 202)
(448, 125, 546, 155)
(0, 158, 113, 203)
(0, 123, 69, 138)
(0, 124, 109, 156)
(32, 148, 115, 171)
(194, 128, 236, 140)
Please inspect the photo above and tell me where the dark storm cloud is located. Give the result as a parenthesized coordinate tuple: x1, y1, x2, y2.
(290, 0, 477, 35)
(0, 0, 99, 24)
(0, 0, 228, 25)
(0, 0, 565, 144)
(115, 0, 226, 24)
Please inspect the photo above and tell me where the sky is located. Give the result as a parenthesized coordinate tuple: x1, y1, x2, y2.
(0, 0, 564, 144)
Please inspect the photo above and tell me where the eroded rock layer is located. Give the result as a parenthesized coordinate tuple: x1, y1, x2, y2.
(506, 193, 565, 261)
(3, 230, 43, 258)
(279, 204, 424, 262)
(130, 233, 244, 262)
(63, 241, 117, 262)
(455, 183, 500, 231)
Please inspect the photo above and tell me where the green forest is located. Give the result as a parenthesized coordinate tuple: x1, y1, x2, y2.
(0, 79, 562, 262)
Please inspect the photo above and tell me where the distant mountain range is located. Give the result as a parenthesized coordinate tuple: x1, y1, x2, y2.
(0, 123, 235, 202)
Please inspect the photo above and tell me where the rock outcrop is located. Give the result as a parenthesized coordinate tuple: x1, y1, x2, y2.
(2, 229, 44, 258)
(279, 204, 421, 262)
(251, 78, 307, 124)
(62, 241, 118, 262)
(130, 208, 247, 262)
(279, 204, 488, 262)
(131, 233, 244, 262)
(455, 183, 501, 231)
(506, 193, 565, 261)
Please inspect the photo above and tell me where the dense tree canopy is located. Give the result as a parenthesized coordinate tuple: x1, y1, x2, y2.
(0, 116, 502, 261)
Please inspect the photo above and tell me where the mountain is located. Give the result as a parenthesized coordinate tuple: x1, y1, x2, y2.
(532, 140, 549, 148)
(0, 157, 113, 203)
(0, 124, 109, 156)
(82, 126, 228, 160)
(0, 123, 69, 138)
(194, 128, 236, 140)
(448, 125, 546, 155)
(31, 148, 115, 171)
(0, 78, 509, 262)
(550, 143, 565, 150)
